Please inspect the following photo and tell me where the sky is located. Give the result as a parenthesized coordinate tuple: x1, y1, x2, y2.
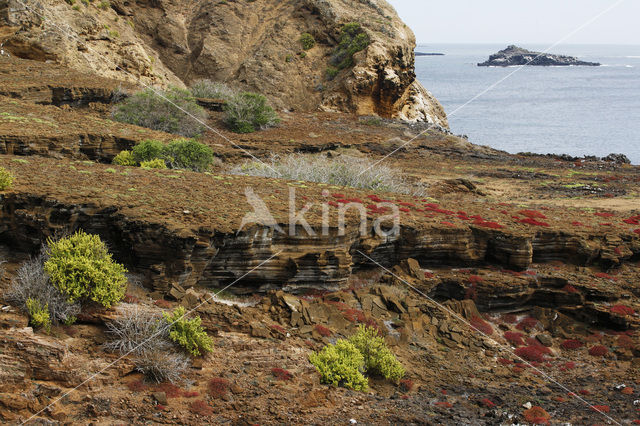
(387, 0, 640, 45)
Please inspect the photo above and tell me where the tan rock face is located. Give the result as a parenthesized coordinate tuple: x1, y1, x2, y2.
(0, 0, 448, 126)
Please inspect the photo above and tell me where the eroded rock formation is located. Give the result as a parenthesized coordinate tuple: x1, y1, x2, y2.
(0, 0, 448, 125)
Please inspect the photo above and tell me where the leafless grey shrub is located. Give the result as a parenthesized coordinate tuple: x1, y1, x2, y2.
(232, 154, 427, 196)
(104, 304, 170, 356)
(190, 79, 236, 100)
(6, 252, 80, 324)
(133, 350, 190, 383)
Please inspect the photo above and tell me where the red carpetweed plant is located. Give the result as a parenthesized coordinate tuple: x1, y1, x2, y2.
(314, 324, 332, 337)
(617, 335, 636, 349)
(271, 368, 293, 381)
(502, 314, 518, 324)
(519, 210, 547, 219)
(480, 398, 496, 408)
(155, 404, 166, 411)
(588, 345, 608, 357)
(434, 401, 452, 408)
(523, 406, 550, 424)
(123, 294, 139, 303)
(470, 316, 493, 335)
(520, 217, 550, 227)
(595, 212, 614, 218)
(504, 331, 525, 346)
(514, 346, 546, 362)
(127, 379, 148, 392)
(270, 324, 287, 334)
(498, 357, 513, 365)
(343, 308, 366, 323)
(208, 377, 230, 398)
(590, 405, 610, 413)
(578, 389, 591, 395)
(182, 391, 199, 398)
(516, 317, 539, 332)
(154, 299, 172, 309)
(595, 272, 614, 279)
(611, 305, 635, 316)
(155, 383, 182, 398)
(468, 275, 483, 284)
(562, 284, 578, 293)
(561, 339, 584, 350)
(190, 400, 214, 416)
(399, 379, 414, 392)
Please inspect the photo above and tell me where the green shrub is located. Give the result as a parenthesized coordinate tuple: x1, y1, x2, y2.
(330, 22, 370, 71)
(112, 87, 207, 137)
(0, 167, 14, 190)
(326, 66, 339, 81)
(44, 231, 128, 308)
(98, 0, 109, 9)
(299, 32, 316, 50)
(224, 92, 279, 133)
(163, 306, 213, 356)
(112, 150, 137, 166)
(348, 325, 405, 381)
(309, 340, 368, 391)
(26, 298, 52, 332)
(140, 158, 167, 169)
(163, 139, 214, 172)
(190, 80, 235, 100)
(132, 139, 165, 163)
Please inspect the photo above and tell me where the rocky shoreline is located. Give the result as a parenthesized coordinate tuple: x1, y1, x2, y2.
(478, 45, 600, 67)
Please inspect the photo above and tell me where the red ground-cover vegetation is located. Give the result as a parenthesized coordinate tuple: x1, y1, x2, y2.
(514, 345, 547, 362)
(480, 398, 496, 408)
(399, 379, 414, 392)
(127, 379, 148, 392)
(190, 400, 214, 416)
(611, 305, 635, 316)
(208, 377, 230, 398)
(516, 317, 539, 332)
(523, 406, 551, 424)
(271, 368, 293, 381)
(518, 210, 547, 219)
(588, 345, 609, 357)
(314, 324, 332, 337)
(154, 383, 183, 398)
(504, 331, 525, 346)
(470, 316, 493, 335)
(561, 339, 584, 350)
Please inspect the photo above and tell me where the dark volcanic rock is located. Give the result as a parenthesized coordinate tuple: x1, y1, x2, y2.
(478, 45, 600, 67)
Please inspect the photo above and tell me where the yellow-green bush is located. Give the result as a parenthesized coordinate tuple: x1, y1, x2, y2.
(309, 339, 368, 391)
(44, 231, 128, 308)
(140, 158, 167, 169)
(26, 298, 52, 332)
(0, 167, 14, 190)
(163, 306, 213, 356)
(348, 325, 405, 381)
(112, 150, 137, 166)
(299, 32, 316, 50)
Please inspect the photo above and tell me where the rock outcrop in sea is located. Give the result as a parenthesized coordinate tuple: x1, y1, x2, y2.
(478, 45, 600, 67)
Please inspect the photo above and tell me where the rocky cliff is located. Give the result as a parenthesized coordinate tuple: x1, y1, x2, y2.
(0, 0, 448, 126)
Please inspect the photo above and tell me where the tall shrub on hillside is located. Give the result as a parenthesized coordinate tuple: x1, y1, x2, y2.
(224, 92, 279, 133)
(112, 87, 207, 137)
(44, 231, 128, 308)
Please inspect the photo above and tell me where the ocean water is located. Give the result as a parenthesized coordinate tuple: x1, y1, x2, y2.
(414, 44, 640, 164)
